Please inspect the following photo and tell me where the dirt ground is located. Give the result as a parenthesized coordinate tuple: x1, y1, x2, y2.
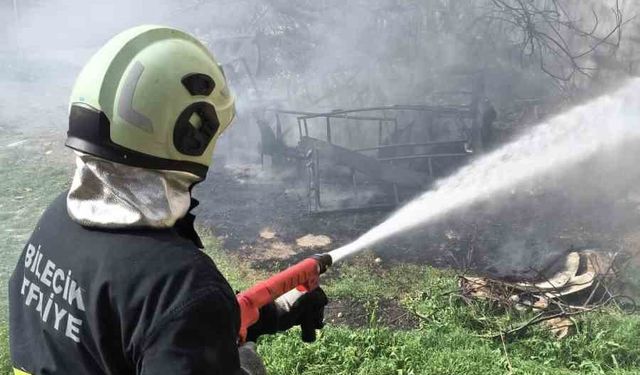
(324, 297, 421, 330)
(194, 163, 387, 264)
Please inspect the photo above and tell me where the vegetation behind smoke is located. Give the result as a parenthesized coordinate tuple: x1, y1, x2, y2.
(1, 1, 636, 138)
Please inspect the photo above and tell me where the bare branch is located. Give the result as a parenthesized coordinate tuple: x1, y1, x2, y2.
(481, 0, 627, 82)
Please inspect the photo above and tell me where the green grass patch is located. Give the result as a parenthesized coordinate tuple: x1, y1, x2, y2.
(261, 259, 640, 374)
(252, 255, 640, 374)
(259, 326, 573, 375)
(323, 256, 448, 301)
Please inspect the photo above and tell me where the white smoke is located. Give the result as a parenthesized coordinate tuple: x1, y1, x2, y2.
(330, 78, 640, 262)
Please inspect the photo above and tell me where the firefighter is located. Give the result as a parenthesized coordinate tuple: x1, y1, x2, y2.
(8, 25, 327, 375)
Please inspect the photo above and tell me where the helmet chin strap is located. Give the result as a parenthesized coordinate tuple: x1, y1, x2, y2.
(67, 152, 201, 229)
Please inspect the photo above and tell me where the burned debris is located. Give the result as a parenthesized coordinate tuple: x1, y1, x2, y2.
(254, 78, 497, 213)
(459, 249, 635, 339)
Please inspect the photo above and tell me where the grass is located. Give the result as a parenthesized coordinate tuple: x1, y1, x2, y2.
(257, 261, 640, 374)
(0, 131, 639, 374)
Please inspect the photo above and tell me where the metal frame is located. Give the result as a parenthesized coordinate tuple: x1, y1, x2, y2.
(265, 104, 478, 213)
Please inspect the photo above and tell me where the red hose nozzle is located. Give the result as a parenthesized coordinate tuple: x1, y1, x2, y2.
(236, 254, 332, 343)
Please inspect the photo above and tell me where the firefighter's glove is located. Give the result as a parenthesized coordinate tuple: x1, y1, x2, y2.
(246, 288, 328, 342)
(238, 342, 267, 375)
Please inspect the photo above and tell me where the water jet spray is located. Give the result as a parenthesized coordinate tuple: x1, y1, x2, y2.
(237, 78, 640, 342)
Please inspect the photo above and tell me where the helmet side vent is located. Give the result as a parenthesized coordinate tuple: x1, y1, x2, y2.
(181, 73, 215, 96)
(173, 102, 220, 156)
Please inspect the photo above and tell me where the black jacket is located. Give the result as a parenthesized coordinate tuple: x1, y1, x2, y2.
(9, 192, 243, 374)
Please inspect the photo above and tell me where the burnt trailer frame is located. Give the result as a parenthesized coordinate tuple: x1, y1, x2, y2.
(265, 102, 483, 214)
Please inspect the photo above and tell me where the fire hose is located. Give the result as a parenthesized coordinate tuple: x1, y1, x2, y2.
(236, 253, 333, 343)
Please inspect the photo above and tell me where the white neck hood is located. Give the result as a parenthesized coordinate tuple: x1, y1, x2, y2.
(67, 152, 201, 229)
